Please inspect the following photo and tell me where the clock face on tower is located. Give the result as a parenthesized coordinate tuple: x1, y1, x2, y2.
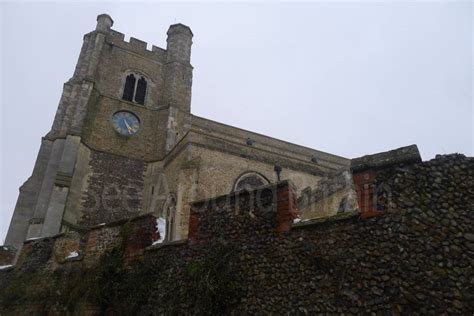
(111, 111, 140, 136)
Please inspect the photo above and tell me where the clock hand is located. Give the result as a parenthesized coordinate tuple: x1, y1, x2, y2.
(124, 119, 133, 133)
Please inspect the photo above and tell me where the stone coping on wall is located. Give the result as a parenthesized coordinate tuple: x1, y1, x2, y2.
(145, 239, 188, 251)
(351, 144, 421, 173)
(292, 211, 360, 229)
(23, 212, 157, 245)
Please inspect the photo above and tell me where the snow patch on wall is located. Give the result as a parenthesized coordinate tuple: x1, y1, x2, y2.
(152, 217, 166, 245)
(0, 265, 13, 270)
(65, 251, 79, 259)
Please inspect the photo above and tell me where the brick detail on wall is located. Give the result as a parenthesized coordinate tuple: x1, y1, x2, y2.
(187, 211, 200, 246)
(123, 215, 158, 266)
(275, 183, 299, 232)
(352, 170, 379, 218)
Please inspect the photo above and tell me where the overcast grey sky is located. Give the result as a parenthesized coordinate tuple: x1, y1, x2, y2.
(1, 1, 472, 243)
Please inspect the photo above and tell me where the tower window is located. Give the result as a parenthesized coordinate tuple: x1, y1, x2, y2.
(122, 73, 147, 105)
(122, 74, 136, 102)
(135, 77, 147, 105)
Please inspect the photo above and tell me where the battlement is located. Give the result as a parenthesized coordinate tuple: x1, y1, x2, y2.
(106, 29, 168, 62)
(93, 14, 192, 64)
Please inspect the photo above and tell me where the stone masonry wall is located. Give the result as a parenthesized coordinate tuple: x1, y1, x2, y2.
(0, 154, 473, 314)
(80, 150, 146, 226)
(0, 246, 16, 266)
(0, 215, 158, 314)
(81, 95, 170, 161)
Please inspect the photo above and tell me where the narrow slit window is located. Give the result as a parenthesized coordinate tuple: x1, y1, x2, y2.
(122, 74, 136, 102)
(135, 77, 147, 105)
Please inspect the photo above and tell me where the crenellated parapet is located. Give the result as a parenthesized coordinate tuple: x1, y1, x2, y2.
(106, 29, 168, 63)
(96, 14, 193, 65)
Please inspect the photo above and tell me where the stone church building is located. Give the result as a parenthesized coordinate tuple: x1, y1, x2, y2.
(6, 14, 364, 251)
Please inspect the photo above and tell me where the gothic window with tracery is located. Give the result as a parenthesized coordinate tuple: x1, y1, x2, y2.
(122, 73, 147, 105)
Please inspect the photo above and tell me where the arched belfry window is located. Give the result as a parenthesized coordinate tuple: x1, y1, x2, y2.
(135, 77, 147, 105)
(122, 72, 147, 105)
(233, 172, 270, 192)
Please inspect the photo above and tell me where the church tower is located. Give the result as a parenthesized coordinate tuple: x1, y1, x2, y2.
(5, 14, 194, 250)
(4, 14, 354, 259)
